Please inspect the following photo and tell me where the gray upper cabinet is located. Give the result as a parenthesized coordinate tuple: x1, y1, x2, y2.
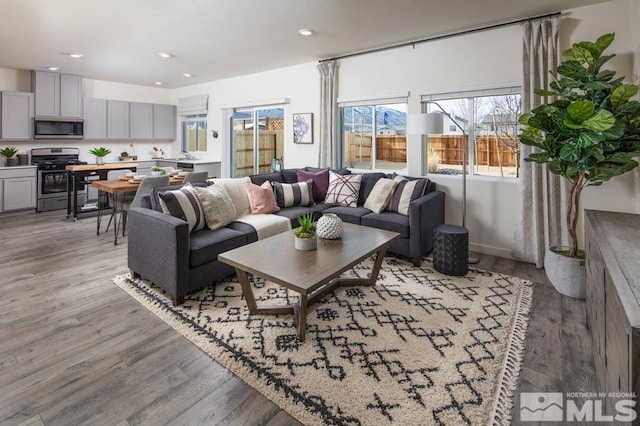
(107, 100, 130, 139)
(130, 103, 154, 139)
(1, 92, 34, 140)
(60, 74, 82, 118)
(83, 98, 107, 139)
(32, 71, 82, 118)
(153, 104, 177, 140)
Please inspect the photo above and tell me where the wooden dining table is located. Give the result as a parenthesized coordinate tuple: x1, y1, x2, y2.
(92, 176, 185, 245)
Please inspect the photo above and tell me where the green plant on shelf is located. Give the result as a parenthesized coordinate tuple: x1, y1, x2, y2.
(0, 146, 18, 158)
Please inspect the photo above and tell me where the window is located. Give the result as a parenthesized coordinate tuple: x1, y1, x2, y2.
(422, 87, 521, 178)
(181, 115, 207, 152)
(339, 94, 408, 171)
(231, 107, 284, 177)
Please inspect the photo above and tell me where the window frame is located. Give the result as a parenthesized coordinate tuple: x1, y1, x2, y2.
(181, 114, 207, 152)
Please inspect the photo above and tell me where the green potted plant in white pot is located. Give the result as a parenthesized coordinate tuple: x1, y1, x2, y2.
(519, 33, 640, 298)
(89, 147, 111, 165)
(294, 213, 317, 251)
(1, 147, 19, 167)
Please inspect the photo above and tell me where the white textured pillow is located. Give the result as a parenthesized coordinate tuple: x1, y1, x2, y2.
(192, 185, 237, 231)
(211, 177, 251, 216)
(364, 178, 398, 213)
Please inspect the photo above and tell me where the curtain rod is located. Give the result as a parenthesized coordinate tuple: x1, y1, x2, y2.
(319, 11, 561, 63)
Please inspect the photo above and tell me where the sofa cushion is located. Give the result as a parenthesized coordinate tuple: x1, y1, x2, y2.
(281, 168, 300, 184)
(250, 172, 282, 186)
(189, 227, 247, 267)
(192, 185, 238, 231)
(361, 212, 410, 239)
(363, 178, 397, 214)
(210, 177, 251, 216)
(305, 166, 351, 176)
(356, 172, 387, 206)
(158, 184, 206, 232)
(272, 179, 314, 208)
(246, 180, 279, 214)
(387, 175, 429, 215)
(324, 171, 362, 207)
(323, 206, 372, 225)
(297, 168, 329, 202)
(150, 182, 208, 212)
(274, 206, 319, 227)
(226, 221, 258, 244)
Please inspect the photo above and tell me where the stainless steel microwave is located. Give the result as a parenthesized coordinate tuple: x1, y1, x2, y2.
(34, 118, 84, 139)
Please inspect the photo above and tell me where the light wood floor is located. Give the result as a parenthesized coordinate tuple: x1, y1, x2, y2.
(0, 210, 596, 425)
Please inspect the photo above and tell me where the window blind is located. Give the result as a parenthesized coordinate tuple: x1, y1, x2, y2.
(420, 86, 521, 102)
(178, 94, 209, 116)
(338, 92, 409, 107)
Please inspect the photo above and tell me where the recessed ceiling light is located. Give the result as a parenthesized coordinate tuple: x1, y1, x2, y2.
(182, 73, 192, 77)
(158, 52, 172, 58)
(298, 29, 313, 36)
(155, 81, 164, 85)
(69, 53, 83, 58)
(47, 67, 59, 71)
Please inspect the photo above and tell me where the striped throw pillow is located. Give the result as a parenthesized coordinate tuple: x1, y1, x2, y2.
(272, 179, 314, 208)
(387, 176, 429, 215)
(158, 183, 206, 232)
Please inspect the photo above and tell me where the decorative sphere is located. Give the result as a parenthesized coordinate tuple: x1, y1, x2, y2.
(317, 213, 343, 239)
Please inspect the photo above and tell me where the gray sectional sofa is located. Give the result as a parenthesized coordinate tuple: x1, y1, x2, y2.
(127, 167, 445, 304)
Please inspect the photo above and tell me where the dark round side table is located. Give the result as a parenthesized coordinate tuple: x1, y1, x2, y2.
(433, 224, 469, 276)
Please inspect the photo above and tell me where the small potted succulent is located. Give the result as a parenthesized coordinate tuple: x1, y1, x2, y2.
(1, 146, 18, 166)
(89, 147, 111, 165)
(294, 213, 317, 250)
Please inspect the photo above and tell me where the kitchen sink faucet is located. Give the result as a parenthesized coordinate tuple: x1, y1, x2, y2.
(181, 151, 195, 160)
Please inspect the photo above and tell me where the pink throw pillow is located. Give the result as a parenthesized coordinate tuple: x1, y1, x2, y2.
(247, 180, 280, 214)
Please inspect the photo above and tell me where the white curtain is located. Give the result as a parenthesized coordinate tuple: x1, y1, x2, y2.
(512, 17, 568, 268)
(317, 61, 339, 169)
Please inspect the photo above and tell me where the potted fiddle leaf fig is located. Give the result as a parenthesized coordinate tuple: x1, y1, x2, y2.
(519, 33, 640, 298)
(89, 147, 111, 165)
(294, 213, 317, 251)
(1, 146, 19, 166)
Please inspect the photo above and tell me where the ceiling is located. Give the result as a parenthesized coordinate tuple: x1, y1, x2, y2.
(0, 0, 611, 89)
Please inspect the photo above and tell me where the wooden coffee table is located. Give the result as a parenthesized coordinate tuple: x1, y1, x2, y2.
(218, 223, 399, 341)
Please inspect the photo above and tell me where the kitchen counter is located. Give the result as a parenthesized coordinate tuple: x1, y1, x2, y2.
(0, 165, 36, 170)
(65, 162, 138, 172)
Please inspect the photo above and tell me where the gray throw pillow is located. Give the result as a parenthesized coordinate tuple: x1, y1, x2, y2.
(192, 185, 238, 231)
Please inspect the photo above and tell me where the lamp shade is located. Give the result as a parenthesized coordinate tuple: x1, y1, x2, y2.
(406, 112, 444, 135)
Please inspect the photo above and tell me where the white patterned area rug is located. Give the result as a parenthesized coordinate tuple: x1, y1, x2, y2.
(113, 257, 532, 425)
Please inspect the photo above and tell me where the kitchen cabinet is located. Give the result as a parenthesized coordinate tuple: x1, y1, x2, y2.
(107, 100, 130, 139)
(153, 104, 177, 140)
(585, 210, 640, 417)
(1, 91, 34, 140)
(32, 71, 82, 118)
(130, 103, 154, 139)
(0, 167, 36, 212)
(83, 98, 108, 139)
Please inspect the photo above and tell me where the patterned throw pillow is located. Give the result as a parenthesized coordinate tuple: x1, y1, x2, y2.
(246, 180, 279, 214)
(363, 178, 398, 213)
(324, 171, 362, 207)
(387, 175, 429, 215)
(158, 183, 206, 232)
(191, 185, 238, 231)
(271, 179, 314, 208)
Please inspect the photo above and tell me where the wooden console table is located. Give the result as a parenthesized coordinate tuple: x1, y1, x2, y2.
(585, 210, 640, 416)
(65, 163, 138, 220)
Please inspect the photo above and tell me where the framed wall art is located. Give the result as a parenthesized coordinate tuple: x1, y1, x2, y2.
(293, 112, 313, 144)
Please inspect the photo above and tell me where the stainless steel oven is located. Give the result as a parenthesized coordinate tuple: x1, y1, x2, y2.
(31, 148, 87, 212)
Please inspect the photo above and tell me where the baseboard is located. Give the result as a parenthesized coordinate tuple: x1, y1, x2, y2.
(469, 242, 515, 260)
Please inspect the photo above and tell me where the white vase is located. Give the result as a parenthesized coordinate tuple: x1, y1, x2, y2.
(544, 246, 586, 299)
(295, 236, 317, 251)
(96, 157, 105, 165)
(317, 213, 343, 239)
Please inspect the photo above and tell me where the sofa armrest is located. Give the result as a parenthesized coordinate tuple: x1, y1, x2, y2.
(127, 207, 190, 299)
(408, 190, 445, 258)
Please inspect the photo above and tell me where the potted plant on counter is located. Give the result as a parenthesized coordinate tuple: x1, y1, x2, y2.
(519, 33, 640, 299)
(1, 147, 18, 167)
(89, 147, 111, 165)
(151, 166, 166, 176)
(294, 213, 317, 251)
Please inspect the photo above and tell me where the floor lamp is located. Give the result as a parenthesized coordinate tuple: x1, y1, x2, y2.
(407, 104, 478, 263)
